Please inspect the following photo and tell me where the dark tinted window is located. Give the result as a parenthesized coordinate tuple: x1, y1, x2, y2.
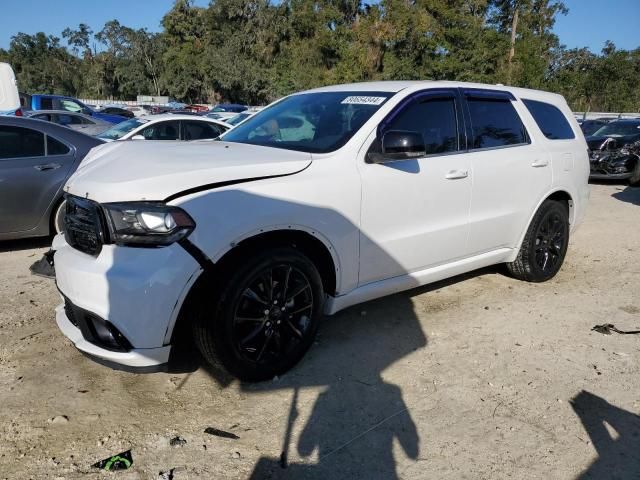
(57, 114, 83, 125)
(385, 97, 458, 154)
(523, 99, 574, 140)
(40, 97, 53, 109)
(47, 136, 70, 155)
(182, 121, 225, 140)
(467, 99, 528, 149)
(141, 121, 179, 140)
(0, 126, 45, 159)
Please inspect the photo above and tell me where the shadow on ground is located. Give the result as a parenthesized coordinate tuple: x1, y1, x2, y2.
(611, 186, 640, 206)
(0, 236, 52, 253)
(571, 390, 640, 479)
(170, 267, 497, 479)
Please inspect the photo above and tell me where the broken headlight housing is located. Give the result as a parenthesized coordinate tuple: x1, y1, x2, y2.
(102, 202, 195, 247)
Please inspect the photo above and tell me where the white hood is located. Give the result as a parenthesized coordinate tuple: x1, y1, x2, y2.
(65, 140, 312, 203)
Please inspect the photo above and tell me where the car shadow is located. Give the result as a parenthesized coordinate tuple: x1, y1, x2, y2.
(571, 390, 640, 479)
(169, 266, 498, 479)
(0, 235, 52, 253)
(611, 186, 640, 206)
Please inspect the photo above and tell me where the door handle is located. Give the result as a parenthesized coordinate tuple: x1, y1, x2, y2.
(531, 159, 549, 168)
(445, 169, 468, 180)
(34, 163, 61, 171)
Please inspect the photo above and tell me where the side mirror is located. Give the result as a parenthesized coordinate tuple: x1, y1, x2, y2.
(368, 130, 426, 163)
(131, 135, 146, 141)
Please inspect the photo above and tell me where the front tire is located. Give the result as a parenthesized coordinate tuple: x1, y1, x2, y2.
(193, 247, 324, 381)
(506, 200, 569, 282)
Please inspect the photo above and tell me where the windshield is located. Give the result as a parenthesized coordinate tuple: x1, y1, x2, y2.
(227, 113, 251, 126)
(221, 91, 393, 153)
(593, 122, 640, 137)
(97, 118, 148, 140)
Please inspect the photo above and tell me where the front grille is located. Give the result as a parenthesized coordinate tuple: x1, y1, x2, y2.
(64, 195, 106, 256)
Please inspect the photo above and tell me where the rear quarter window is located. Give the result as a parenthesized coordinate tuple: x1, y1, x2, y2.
(522, 99, 575, 140)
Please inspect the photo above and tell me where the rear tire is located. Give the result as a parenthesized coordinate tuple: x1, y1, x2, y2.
(506, 200, 569, 282)
(193, 247, 324, 381)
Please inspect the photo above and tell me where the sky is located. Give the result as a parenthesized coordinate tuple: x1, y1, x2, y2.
(0, 0, 638, 53)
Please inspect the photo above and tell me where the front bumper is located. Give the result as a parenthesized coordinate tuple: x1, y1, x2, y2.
(56, 303, 171, 370)
(53, 233, 201, 369)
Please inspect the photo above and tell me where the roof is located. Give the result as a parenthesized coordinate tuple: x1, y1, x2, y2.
(25, 109, 106, 121)
(138, 113, 230, 126)
(0, 116, 104, 145)
(302, 80, 566, 103)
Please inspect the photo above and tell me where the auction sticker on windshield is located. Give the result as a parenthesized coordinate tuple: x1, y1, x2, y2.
(341, 96, 387, 105)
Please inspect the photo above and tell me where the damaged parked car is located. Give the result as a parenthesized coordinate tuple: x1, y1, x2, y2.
(587, 119, 640, 185)
(52, 81, 588, 380)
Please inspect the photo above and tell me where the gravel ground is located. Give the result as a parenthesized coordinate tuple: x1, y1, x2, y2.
(0, 183, 639, 480)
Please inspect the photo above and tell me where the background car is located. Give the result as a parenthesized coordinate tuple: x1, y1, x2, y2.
(225, 107, 264, 127)
(0, 116, 104, 239)
(25, 110, 111, 136)
(98, 106, 135, 119)
(126, 106, 151, 117)
(185, 104, 210, 113)
(96, 113, 229, 142)
(580, 119, 610, 136)
(27, 94, 127, 124)
(587, 119, 640, 184)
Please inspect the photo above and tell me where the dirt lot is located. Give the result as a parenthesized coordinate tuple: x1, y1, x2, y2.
(1, 183, 639, 479)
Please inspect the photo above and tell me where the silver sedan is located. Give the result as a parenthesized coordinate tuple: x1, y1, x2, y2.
(25, 110, 112, 136)
(0, 116, 104, 240)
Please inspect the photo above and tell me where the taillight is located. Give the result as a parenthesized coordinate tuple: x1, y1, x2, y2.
(14, 108, 22, 116)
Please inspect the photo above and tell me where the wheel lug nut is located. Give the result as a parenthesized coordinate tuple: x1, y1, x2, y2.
(281, 307, 286, 311)
(266, 322, 271, 327)
(274, 300, 278, 305)
(264, 309, 270, 315)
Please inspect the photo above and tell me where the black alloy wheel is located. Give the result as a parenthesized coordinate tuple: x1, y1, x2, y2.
(506, 200, 570, 282)
(193, 247, 324, 381)
(533, 210, 567, 275)
(232, 264, 314, 365)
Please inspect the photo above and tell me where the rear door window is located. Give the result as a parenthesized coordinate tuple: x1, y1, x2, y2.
(467, 98, 528, 149)
(522, 99, 575, 140)
(47, 136, 70, 155)
(141, 121, 179, 140)
(0, 126, 45, 158)
(182, 121, 225, 140)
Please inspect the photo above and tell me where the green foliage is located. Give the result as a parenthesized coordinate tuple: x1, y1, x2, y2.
(2, 0, 638, 111)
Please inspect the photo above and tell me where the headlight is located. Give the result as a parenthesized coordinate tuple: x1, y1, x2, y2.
(102, 202, 195, 247)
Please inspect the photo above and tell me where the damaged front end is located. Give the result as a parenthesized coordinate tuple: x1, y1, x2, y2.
(589, 138, 640, 181)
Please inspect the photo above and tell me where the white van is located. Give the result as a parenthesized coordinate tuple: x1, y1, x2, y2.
(53, 81, 589, 380)
(0, 63, 20, 115)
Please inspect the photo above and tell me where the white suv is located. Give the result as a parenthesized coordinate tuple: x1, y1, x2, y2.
(53, 81, 589, 380)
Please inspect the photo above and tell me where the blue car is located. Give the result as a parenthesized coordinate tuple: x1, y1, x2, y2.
(28, 94, 127, 124)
